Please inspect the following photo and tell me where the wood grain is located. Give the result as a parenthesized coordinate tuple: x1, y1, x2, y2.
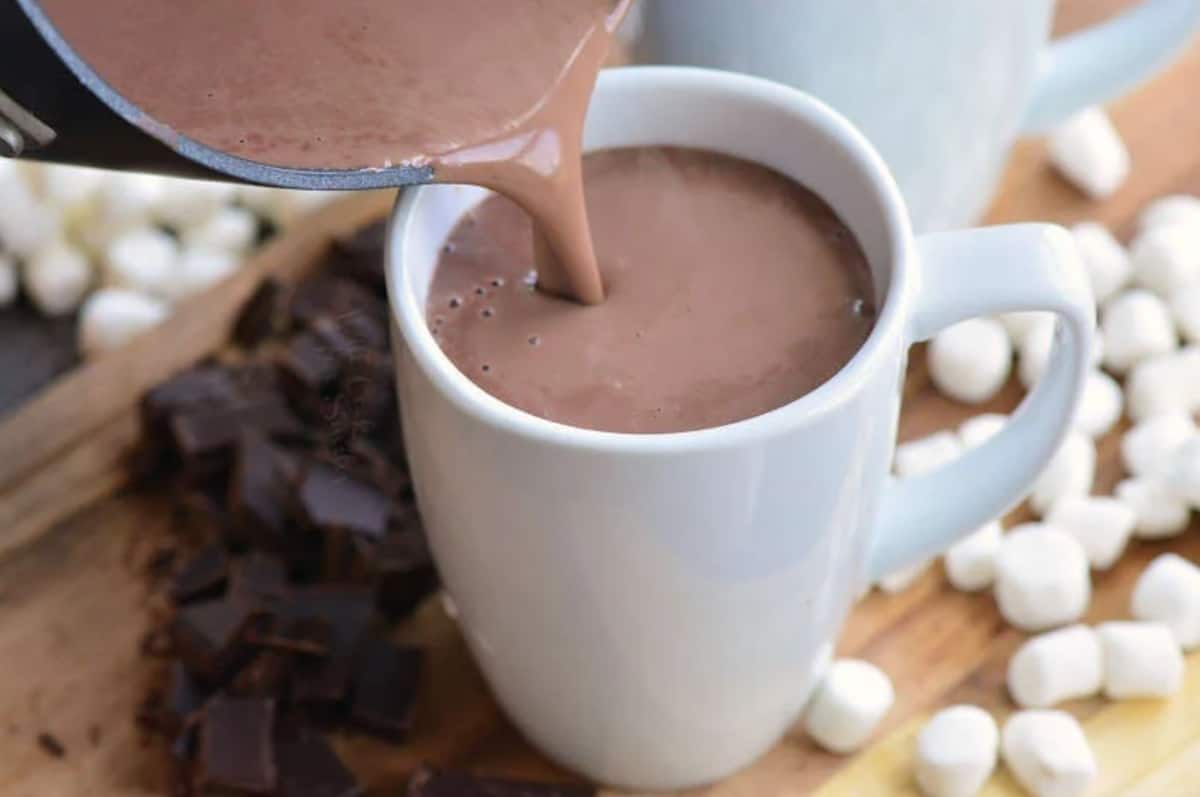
(4, 1, 1200, 794)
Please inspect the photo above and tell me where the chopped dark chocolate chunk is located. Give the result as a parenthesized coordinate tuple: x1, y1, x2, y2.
(142, 366, 241, 437)
(275, 723, 363, 797)
(233, 279, 291, 347)
(277, 333, 343, 414)
(168, 661, 207, 723)
(313, 313, 389, 358)
(196, 697, 277, 795)
(229, 433, 296, 550)
(329, 220, 387, 295)
(171, 599, 263, 683)
(251, 615, 331, 657)
(349, 638, 422, 741)
(285, 587, 376, 710)
(289, 276, 386, 330)
(36, 732, 66, 759)
(374, 531, 437, 621)
(171, 543, 230, 605)
(294, 462, 390, 540)
(229, 651, 291, 698)
(229, 553, 290, 609)
(169, 397, 305, 464)
(326, 438, 410, 502)
(407, 767, 594, 797)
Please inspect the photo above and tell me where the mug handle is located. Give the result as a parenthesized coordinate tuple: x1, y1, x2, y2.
(866, 224, 1094, 582)
(1023, 0, 1200, 131)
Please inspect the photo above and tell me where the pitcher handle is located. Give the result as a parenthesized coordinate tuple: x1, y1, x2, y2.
(1023, 0, 1200, 132)
(867, 224, 1094, 582)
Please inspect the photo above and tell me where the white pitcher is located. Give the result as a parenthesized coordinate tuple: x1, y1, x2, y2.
(630, 0, 1200, 231)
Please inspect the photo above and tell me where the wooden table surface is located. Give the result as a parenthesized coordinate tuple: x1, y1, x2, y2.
(2, 1, 1200, 795)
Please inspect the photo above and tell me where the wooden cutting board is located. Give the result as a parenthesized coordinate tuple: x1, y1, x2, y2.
(3, 2, 1200, 794)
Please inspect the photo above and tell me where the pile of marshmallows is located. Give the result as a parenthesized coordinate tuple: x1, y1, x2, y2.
(797, 108, 1200, 797)
(0, 159, 336, 356)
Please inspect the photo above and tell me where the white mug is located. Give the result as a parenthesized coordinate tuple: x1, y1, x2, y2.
(386, 67, 1094, 790)
(629, 0, 1200, 232)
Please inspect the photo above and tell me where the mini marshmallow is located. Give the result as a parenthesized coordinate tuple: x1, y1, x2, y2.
(1120, 412, 1196, 477)
(878, 560, 933, 594)
(1047, 107, 1130, 199)
(1018, 315, 1056, 388)
(1096, 621, 1184, 699)
(0, 253, 16, 307)
(928, 318, 1012, 404)
(1139, 194, 1200, 231)
(79, 172, 168, 252)
(959, 414, 1007, 450)
(894, 431, 963, 478)
(1125, 350, 1200, 421)
(1131, 223, 1200, 298)
(165, 247, 240, 302)
(23, 239, 93, 316)
(1046, 496, 1135, 570)
(1028, 431, 1095, 517)
(997, 312, 1047, 348)
(1001, 710, 1097, 797)
(943, 521, 1003, 592)
(1131, 553, 1200, 650)
(1161, 434, 1200, 508)
(1101, 289, 1177, 373)
(181, 206, 259, 255)
(1007, 625, 1103, 709)
(915, 705, 998, 797)
(77, 288, 171, 356)
(0, 187, 63, 259)
(1170, 284, 1200, 345)
(37, 163, 107, 213)
(1115, 477, 1191, 539)
(103, 227, 180, 299)
(994, 524, 1090, 631)
(152, 178, 238, 229)
(802, 659, 894, 754)
(1073, 370, 1122, 439)
(1071, 222, 1131, 303)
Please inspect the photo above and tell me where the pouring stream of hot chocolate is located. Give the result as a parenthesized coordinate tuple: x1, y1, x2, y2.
(38, 0, 628, 304)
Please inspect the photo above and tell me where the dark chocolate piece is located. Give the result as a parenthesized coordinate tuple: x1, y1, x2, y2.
(374, 531, 437, 621)
(233, 279, 291, 347)
(171, 599, 263, 682)
(285, 587, 376, 710)
(36, 732, 66, 759)
(274, 724, 363, 797)
(171, 544, 230, 605)
(229, 433, 296, 550)
(196, 697, 277, 795)
(294, 462, 390, 540)
(277, 332, 342, 411)
(251, 615, 332, 657)
(329, 220, 387, 295)
(289, 276, 386, 330)
(169, 397, 304, 463)
(229, 651, 291, 698)
(141, 366, 241, 437)
(229, 553, 290, 609)
(168, 661, 206, 725)
(407, 767, 594, 797)
(349, 638, 422, 741)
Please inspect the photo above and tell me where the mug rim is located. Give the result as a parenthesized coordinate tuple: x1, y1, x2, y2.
(386, 66, 913, 453)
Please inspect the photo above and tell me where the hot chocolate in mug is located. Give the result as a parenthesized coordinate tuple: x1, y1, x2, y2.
(386, 67, 1094, 790)
(630, 0, 1200, 232)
